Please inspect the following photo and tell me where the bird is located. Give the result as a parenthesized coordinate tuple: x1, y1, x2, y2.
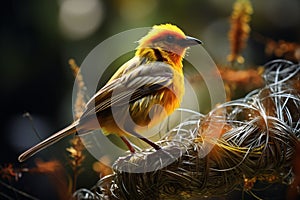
(18, 24, 202, 162)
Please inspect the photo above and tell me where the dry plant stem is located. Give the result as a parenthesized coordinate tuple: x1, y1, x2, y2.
(0, 180, 39, 200)
(218, 66, 265, 100)
(69, 58, 87, 119)
(72, 141, 80, 193)
(68, 59, 87, 193)
(67, 136, 85, 193)
(227, 0, 253, 64)
(1, 160, 69, 200)
(253, 33, 300, 62)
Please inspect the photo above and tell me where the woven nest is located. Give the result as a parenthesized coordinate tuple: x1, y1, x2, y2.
(74, 60, 300, 200)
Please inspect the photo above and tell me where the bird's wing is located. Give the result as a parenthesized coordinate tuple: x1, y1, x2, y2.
(80, 61, 174, 119)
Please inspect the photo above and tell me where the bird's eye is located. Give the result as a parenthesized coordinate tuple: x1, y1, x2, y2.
(166, 35, 175, 43)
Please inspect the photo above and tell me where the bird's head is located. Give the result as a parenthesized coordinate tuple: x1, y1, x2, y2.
(136, 24, 202, 66)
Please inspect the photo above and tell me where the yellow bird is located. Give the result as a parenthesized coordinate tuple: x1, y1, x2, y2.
(18, 24, 202, 162)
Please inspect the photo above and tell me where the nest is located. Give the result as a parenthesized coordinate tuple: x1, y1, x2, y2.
(74, 60, 300, 200)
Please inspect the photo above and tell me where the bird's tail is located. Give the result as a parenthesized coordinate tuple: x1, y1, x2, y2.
(18, 120, 79, 162)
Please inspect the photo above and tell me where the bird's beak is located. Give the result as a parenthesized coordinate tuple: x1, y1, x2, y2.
(179, 36, 203, 47)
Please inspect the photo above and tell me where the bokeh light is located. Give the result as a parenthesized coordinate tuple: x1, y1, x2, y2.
(58, 0, 104, 40)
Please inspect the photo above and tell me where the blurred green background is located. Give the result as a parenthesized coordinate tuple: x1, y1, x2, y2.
(1, 0, 299, 199)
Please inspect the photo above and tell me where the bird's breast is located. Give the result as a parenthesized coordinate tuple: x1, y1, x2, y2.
(130, 72, 184, 129)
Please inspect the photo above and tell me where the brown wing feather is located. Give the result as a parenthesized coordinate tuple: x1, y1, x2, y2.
(80, 60, 174, 121)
